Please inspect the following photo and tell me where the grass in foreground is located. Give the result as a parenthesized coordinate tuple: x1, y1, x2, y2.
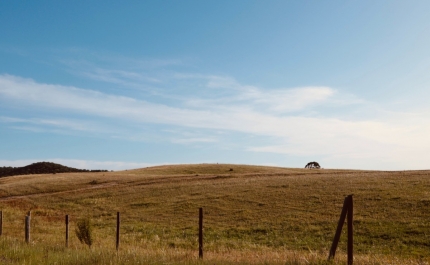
(0, 236, 428, 265)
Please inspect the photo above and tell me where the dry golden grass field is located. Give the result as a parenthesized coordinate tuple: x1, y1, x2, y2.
(0, 163, 429, 264)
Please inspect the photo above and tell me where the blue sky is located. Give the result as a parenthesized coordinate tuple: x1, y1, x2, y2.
(1, 1, 430, 170)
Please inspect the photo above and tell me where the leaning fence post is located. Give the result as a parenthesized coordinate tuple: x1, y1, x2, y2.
(328, 196, 349, 259)
(116, 212, 120, 251)
(199, 207, 203, 259)
(25, 215, 31, 243)
(347, 195, 353, 265)
(65, 215, 69, 247)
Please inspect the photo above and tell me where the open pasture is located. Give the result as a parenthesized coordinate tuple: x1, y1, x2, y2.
(0, 164, 429, 264)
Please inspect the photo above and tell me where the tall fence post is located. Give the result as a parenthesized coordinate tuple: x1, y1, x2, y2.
(116, 212, 120, 251)
(0, 210, 3, 236)
(347, 195, 354, 265)
(328, 194, 353, 264)
(25, 215, 30, 243)
(65, 215, 69, 247)
(199, 207, 203, 259)
(328, 196, 349, 259)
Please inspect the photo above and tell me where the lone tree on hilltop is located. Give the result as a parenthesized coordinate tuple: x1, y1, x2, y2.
(305, 161, 321, 169)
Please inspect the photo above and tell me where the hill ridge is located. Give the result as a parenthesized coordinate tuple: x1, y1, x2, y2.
(0, 161, 107, 177)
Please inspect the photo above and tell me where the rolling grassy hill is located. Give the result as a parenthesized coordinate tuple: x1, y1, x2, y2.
(0, 163, 429, 264)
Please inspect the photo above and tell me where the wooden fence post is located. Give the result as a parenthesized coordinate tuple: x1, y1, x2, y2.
(25, 215, 30, 243)
(116, 212, 120, 251)
(347, 195, 353, 265)
(0, 210, 3, 236)
(328, 196, 349, 259)
(199, 207, 203, 259)
(65, 215, 69, 247)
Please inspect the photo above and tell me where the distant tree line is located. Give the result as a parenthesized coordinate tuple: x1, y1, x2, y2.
(0, 162, 108, 178)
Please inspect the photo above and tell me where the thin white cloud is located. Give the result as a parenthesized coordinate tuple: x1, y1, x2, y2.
(80, 68, 162, 87)
(249, 87, 334, 112)
(171, 137, 217, 144)
(0, 116, 108, 134)
(59, 53, 182, 91)
(9, 126, 46, 133)
(181, 75, 361, 114)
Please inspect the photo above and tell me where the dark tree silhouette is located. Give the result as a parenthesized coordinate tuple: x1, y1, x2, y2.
(0, 162, 108, 178)
(305, 161, 321, 169)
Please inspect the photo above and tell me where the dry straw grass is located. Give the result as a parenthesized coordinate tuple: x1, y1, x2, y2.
(0, 163, 429, 264)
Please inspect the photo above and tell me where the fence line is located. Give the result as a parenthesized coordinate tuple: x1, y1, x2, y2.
(0, 196, 353, 262)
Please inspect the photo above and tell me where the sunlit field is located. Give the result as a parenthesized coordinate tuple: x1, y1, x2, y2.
(0, 164, 429, 264)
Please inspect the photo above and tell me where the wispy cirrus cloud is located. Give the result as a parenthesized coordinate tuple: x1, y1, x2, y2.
(0, 116, 119, 138)
(58, 52, 183, 92)
(60, 55, 352, 114)
(81, 68, 162, 86)
(174, 75, 364, 114)
(58, 53, 358, 114)
(171, 137, 218, 144)
(0, 74, 340, 137)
